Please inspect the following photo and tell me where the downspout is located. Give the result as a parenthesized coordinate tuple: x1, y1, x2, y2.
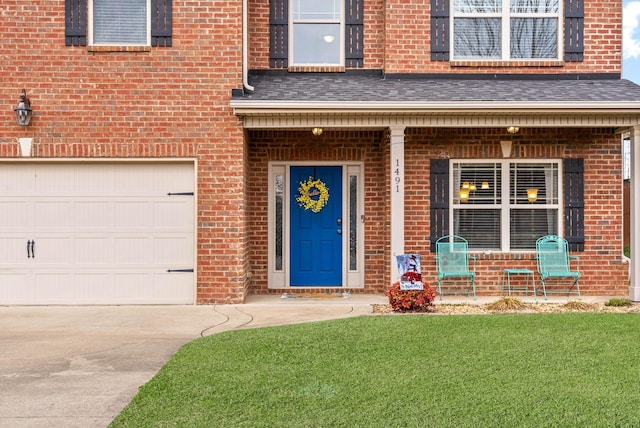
(242, 0, 254, 93)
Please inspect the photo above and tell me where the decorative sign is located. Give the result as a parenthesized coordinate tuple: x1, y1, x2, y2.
(396, 254, 423, 290)
(296, 177, 330, 213)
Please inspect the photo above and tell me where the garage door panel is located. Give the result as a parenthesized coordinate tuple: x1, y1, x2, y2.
(114, 201, 154, 229)
(34, 201, 73, 229)
(0, 238, 31, 266)
(0, 165, 36, 195)
(153, 164, 193, 192)
(75, 201, 111, 229)
(115, 237, 154, 265)
(74, 273, 115, 301)
(0, 201, 31, 228)
(115, 273, 153, 300)
(34, 167, 75, 195)
(116, 167, 155, 194)
(155, 272, 194, 303)
(34, 273, 73, 302)
(74, 164, 116, 194)
(155, 200, 195, 230)
(31, 238, 73, 264)
(155, 236, 194, 264)
(0, 274, 33, 301)
(75, 238, 113, 265)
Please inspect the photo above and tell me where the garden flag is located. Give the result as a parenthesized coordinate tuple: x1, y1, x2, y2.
(396, 254, 423, 290)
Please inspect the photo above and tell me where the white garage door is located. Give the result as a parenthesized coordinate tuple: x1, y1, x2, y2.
(0, 162, 195, 305)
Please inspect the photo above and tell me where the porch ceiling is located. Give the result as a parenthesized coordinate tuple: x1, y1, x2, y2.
(231, 73, 640, 130)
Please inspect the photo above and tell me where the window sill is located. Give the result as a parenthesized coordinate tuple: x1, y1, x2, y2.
(88, 46, 152, 53)
(288, 66, 346, 73)
(450, 60, 565, 68)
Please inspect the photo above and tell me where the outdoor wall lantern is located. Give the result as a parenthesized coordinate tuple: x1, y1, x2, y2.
(14, 89, 32, 126)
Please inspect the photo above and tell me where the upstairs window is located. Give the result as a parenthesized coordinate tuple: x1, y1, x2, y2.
(65, 0, 172, 47)
(291, 0, 344, 66)
(452, 0, 561, 60)
(89, 0, 150, 46)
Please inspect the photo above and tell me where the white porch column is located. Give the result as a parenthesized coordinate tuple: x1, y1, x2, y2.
(630, 126, 640, 301)
(389, 126, 406, 285)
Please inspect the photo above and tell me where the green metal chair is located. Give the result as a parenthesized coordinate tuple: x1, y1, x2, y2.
(535, 235, 581, 299)
(435, 235, 477, 300)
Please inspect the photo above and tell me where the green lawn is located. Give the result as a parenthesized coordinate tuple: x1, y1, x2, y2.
(111, 314, 640, 427)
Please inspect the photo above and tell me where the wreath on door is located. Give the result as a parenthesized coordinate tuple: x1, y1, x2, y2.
(296, 177, 330, 213)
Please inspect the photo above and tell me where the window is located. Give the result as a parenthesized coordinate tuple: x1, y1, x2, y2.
(452, 160, 560, 251)
(65, 0, 171, 47)
(290, 0, 344, 66)
(89, 0, 150, 46)
(452, 0, 560, 60)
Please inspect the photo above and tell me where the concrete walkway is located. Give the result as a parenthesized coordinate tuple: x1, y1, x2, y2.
(0, 294, 386, 428)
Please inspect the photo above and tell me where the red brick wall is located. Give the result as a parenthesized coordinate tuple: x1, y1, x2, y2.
(0, 1, 249, 304)
(247, 128, 628, 297)
(249, 0, 622, 76)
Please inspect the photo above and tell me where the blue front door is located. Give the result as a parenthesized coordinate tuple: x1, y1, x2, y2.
(290, 166, 342, 286)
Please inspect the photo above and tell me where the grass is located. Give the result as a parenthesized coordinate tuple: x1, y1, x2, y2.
(111, 314, 640, 427)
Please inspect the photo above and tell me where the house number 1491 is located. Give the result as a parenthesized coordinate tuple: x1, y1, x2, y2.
(394, 158, 401, 192)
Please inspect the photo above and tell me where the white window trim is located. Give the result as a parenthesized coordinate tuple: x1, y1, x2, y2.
(88, 0, 151, 47)
(268, 162, 364, 288)
(289, 0, 346, 67)
(450, 0, 562, 61)
(450, 159, 563, 252)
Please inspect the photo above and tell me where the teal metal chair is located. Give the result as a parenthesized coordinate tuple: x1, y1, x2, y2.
(435, 235, 477, 300)
(535, 235, 581, 299)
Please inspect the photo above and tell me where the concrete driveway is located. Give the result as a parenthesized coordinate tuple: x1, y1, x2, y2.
(0, 295, 385, 427)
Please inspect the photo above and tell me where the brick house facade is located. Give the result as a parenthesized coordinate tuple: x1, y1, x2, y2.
(1, 0, 639, 304)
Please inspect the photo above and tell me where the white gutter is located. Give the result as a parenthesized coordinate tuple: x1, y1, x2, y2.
(242, 0, 254, 93)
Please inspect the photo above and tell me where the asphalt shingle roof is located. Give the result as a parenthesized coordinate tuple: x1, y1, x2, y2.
(234, 72, 640, 104)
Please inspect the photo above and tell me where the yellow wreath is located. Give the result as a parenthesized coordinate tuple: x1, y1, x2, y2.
(296, 177, 330, 213)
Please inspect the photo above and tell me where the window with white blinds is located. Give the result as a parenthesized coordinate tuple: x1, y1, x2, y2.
(90, 0, 149, 45)
(452, 160, 560, 251)
(452, 0, 560, 60)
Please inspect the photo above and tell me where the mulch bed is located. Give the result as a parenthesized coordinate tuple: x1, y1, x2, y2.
(372, 301, 640, 315)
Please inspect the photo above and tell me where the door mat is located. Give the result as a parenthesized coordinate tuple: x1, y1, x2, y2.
(280, 292, 351, 299)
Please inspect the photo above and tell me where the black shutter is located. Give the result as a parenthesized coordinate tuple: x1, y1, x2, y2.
(270, 0, 288, 68)
(430, 0, 450, 61)
(430, 159, 450, 251)
(345, 0, 364, 68)
(564, 158, 585, 251)
(564, 0, 584, 62)
(151, 0, 172, 47)
(65, 0, 87, 46)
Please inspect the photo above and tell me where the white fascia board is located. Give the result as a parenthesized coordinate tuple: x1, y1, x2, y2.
(230, 100, 640, 115)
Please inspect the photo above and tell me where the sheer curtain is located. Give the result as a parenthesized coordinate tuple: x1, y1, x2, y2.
(454, 0, 558, 59)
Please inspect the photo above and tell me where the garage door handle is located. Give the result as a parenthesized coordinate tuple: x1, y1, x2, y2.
(27, 240, 35, 258)
(167, 192, 194, 196)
